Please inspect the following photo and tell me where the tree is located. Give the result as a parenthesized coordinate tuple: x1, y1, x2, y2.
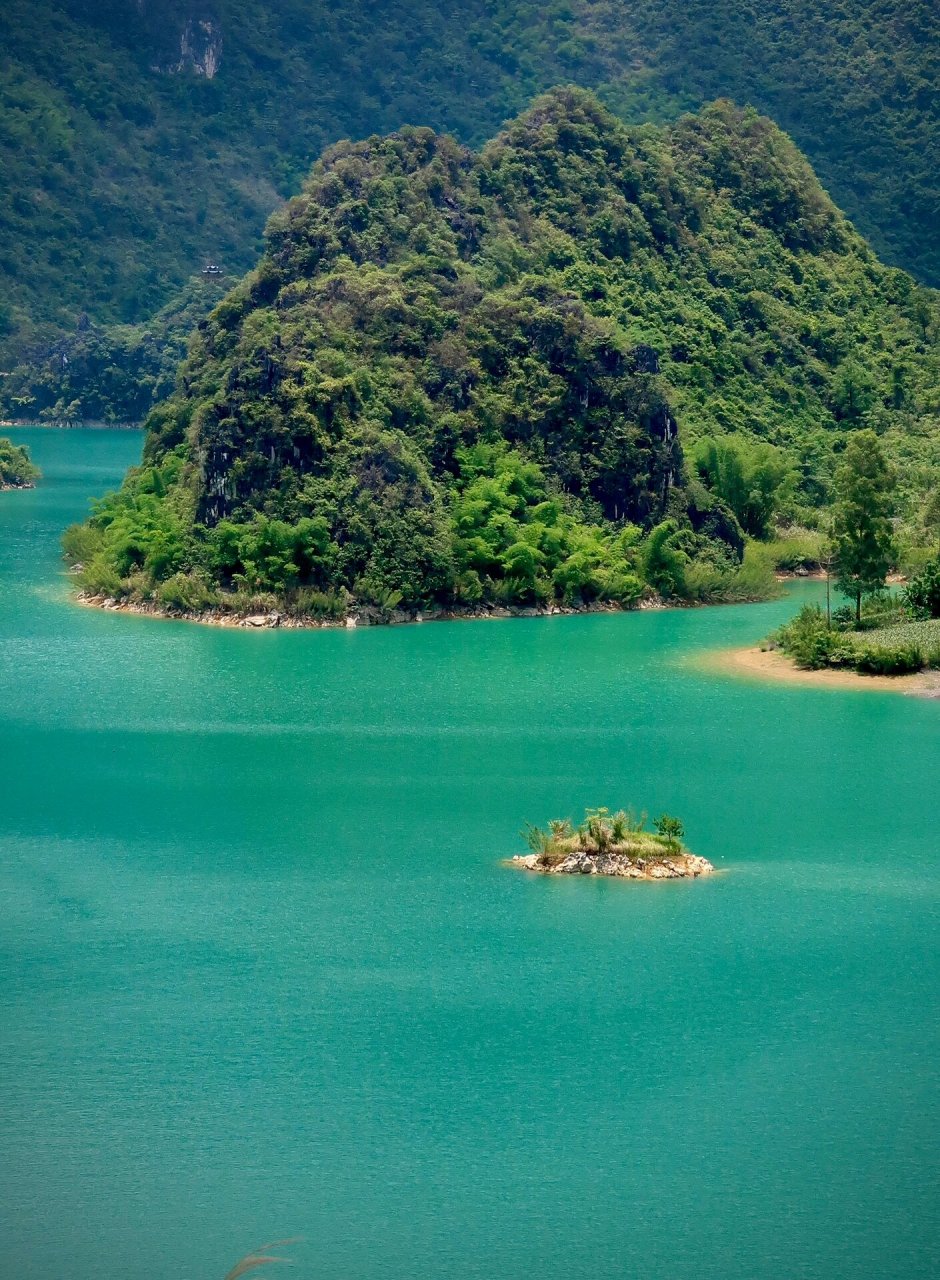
(831, 360, 877, 423)
(654, 814, 685, 853)
(905, 559, 940, 619)
(924, 488, 940, 552)
(694, 436, 794, 538)
(817, 531, 837, 626)
(831, 430, 895, 622)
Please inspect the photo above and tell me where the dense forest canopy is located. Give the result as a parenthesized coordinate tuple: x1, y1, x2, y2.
(1, 0, 938, 368)
(65, 90, 940, 618)
(0, 275, 233, 424)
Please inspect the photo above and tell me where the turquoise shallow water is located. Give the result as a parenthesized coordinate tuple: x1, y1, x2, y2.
(1, 428, 938, 1280)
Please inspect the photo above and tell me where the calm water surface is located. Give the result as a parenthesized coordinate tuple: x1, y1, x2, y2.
(1, 429, 938, 1280)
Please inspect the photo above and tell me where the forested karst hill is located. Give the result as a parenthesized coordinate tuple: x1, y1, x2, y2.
(1, 0, 938, 364)
(67, 90, 940, 619)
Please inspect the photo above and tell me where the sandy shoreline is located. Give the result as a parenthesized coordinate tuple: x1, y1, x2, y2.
(705, 645, 940, 698)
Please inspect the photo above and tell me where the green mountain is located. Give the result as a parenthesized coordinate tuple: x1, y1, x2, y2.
(1, 0, 938, 366)
(66, 90, 940, 618)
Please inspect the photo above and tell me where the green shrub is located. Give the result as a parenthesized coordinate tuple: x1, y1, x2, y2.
(643, 521, 687, 597)
(76, 554, 126, 598)
(599, 568, 645, 606)
(905, 559, 940, 619)
(685, 543, 780, 602)
(853, 590, 909, 630)
(62, 522, 105, 566)
(155, 572, 218, 614)
(226, 589, 280, 615)
(773, 603, 839, 669)
(0, 437, 39, 486)
(763, 531, 824, 572)
(695, 436, 795, 537)
(654, 814, 685, 853)
(853, 643, 924, 675)
(286, 587, 349, 620)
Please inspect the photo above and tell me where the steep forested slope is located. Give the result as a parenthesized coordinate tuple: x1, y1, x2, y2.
(66, 91, 940, 618)
(1, 0, 937, 363)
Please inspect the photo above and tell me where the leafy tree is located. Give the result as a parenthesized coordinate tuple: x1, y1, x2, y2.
(905, 559, 940, 620)
(695, 436, 794, 537)
(654, 814, 685, 852)
(643, 521, 687, 597)
(831, 360, 878, 423)
(831, 431, 896, 622)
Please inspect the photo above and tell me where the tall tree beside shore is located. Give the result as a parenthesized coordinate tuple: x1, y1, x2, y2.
(832, 430, 896, 622)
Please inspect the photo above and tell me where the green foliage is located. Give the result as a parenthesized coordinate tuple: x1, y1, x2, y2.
(845, 590, 911, 632)
(524, 805, 688, 866)
(522, 823, 553, 855)
(61, 521, 104, 566)
(452, 444, 645, 606)
(642, 521, 686, 597)
(772, 602, 938, 676)
(284, 587, 350, 621)
(761, 531, 824, 573)
(654, 813, 684, 852)
(206, 514, 334, 593)
(681, 543, 780, 604)
(853, 642, 924, 676)
(695, 436, 795, 538)
(155, 571, 219, 614)
(0, 437, 39, 487)
(3, 0, 940, 376)
(905, 559, 940, 620)
(831, 431, 896, 620)
(63, 89, 940, 615)
(858, 617, 940, 657)
(0, 277, 232, 424)
(772, 604, 846, 670)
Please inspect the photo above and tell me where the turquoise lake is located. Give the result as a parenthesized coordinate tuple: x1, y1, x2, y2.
(1, 428, 938, 1280)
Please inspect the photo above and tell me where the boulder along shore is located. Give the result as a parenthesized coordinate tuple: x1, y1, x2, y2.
(509, 850, 715, 880)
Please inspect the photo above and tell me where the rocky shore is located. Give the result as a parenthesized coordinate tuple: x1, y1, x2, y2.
(509, 850, 715, 880)
(77, 591, 673, 630)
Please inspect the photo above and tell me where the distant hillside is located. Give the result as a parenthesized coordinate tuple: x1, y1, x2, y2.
(1, 0, 938, 362)
(0, 274, 232, 424)
(66, 90, 940, 619)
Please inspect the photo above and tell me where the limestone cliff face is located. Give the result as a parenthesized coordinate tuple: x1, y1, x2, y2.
(174, 17, 222, 78)
(134, 2, 222, 78)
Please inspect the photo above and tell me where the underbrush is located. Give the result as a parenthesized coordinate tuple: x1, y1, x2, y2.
(771, 603, 940, 676)
(762, 529, 824, 572)
(523, 807, 687, 865)
(683, 543, 782, 603)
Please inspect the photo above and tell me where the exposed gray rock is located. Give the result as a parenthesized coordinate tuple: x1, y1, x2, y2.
(508, 850, 715, 880)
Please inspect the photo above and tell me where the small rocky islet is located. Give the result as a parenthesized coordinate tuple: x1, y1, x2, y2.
(0, 437, 39, 491)
(509, 808, 715, 880)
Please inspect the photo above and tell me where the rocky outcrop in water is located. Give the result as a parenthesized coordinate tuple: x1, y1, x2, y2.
(510, 850, 715, 880)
